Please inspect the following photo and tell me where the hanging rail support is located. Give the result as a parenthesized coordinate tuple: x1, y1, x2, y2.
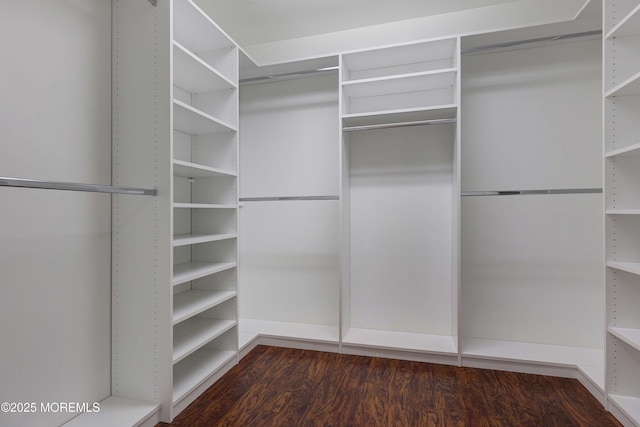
(0, 177, 157, 196)
(148, 0, 157, 6)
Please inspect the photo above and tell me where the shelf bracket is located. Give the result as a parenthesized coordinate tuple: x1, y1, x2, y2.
(147, 0, 157, 6)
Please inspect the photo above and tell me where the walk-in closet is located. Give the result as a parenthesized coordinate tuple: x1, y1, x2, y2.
(1, 0, 639, 426)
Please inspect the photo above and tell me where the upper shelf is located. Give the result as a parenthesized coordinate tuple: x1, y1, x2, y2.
(342, 105, 457, 129)
(173, 42, 236, 94)
(342, 69, 456, 99)
(173, 0, 234, 55)
(606, 3, 640, 39)
(342, 37, 457, 82)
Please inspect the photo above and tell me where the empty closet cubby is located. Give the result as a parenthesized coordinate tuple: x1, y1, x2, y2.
(341, 37, 459, 128)
(339, 37, 461, 362)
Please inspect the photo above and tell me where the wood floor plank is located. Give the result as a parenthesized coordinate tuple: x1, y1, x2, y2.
(158, 345, 622, 427)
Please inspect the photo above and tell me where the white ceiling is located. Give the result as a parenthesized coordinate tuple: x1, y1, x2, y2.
(196, 0, 522, 46)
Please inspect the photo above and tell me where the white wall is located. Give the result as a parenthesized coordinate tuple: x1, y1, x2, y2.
(239, 74, 340, 327)
(460, 39, 603, 348)
(0, 1, 112, 426)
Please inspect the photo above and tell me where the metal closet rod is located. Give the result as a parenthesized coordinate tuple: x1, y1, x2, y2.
(239, 30, 601, 84)
(0, 177, 158, 196)
(343, 118, 456, 132)
(240, 195, 339, 202)
(461, 188, 602, 197)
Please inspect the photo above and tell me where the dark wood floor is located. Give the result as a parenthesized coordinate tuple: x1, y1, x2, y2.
(159, 345, 621, 427)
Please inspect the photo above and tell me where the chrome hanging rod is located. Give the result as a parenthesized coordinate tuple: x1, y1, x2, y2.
(343, 118, 456, 132)
(0, 177, 158, 196)
(461, 30, 601, 54)
(240, 195, 339, 202)
(461, 188, 602, 197)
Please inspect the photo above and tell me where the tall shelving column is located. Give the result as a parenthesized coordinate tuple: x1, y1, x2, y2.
(111, 0, 239, 423)
(171, 0, 239, 419)
(339, 37, 460, 363)
(604, 1, 640, 425)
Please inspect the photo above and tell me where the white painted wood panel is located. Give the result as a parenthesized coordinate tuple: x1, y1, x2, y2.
(348, 124, 454, 335)
(461, 194, 603, 348)
(0, 1, 112, 426)
(461, 39, 602, 191)
(239, 74, 339, 197)
(239, 200, 340, 326)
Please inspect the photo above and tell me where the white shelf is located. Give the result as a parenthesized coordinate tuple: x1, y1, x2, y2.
(173, 318, 236, 364)
(606, 209, 640, 215)
(609, 327, 640, 352)
(239, 318, 339, 343)
(607, 261, 640, 276)
(342, 105, 457, 128)
(609, 395, 640, 425)
(173, 261, 236, 286)
(173, 290, 237, 325)
(342, 68, 456, 99)
(342, 38, 457, 77)
(173, 348, 236, 403)
(605, 142, 640, 158)
(342, 328, 457, 354)
(63, 396, 159, 427)
(605, 71, 640, 97)
(173, 42, 236, 94)
(606, 3, 640, 39)
(173, 202, 237, 209)
(173, 233, 237, 247)
(173, 99, 236, 135)
(173, 0, 234, 54)
(173, 159, 236, 178)
(461, 338, 604, 388)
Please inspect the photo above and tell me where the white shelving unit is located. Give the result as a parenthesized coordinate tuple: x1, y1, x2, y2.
(171, 0, 239, 419)
(339, 36, 460, 364)
(605, 1, 640, 425)
(111, 0, 239, 423)
(341, 37, 458, 127)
